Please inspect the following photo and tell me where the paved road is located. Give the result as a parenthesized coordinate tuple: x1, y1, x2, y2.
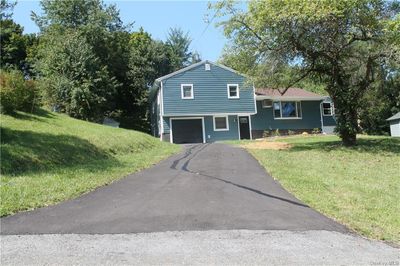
(1, 143, 346, 234)
(2, 231, 399, 265)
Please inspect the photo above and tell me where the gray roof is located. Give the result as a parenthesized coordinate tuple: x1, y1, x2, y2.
(386, 112, 400, 121)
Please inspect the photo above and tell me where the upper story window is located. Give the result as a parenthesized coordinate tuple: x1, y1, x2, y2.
(181, 84, 194, 99)
(322, 102, 334, 116)
(273, 101, 302, 119)
(227, 84, 239, 99)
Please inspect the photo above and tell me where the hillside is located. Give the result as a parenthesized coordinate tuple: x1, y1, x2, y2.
(0, 110, 180, 216)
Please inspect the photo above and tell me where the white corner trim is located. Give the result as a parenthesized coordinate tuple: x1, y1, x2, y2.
(320, 101, 324, 130)
(213, 115, 229, 131)
(253, 84, 257, 114)
(181, 84, 194, 99)
(248, 115, 253, 140)
(160, 81, 164, 116)
(159, 84, 164, 141)
(227, 84, 240, 99)
(169, 117, 172, 143)
(237, 115, 241, 140)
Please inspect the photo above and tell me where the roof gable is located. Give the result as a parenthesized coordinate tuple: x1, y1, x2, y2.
(387, 112, 400, 121)
(156, 60, 243, 82)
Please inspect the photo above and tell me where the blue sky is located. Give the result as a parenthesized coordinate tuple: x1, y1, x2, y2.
(12, 0, 235, 61)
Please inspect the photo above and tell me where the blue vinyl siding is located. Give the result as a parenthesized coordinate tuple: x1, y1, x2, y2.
(162, 63, 255, 115)
(163, 117, 170, 133)
(204, 115, 239, 142)
(251, 101, 322, 130)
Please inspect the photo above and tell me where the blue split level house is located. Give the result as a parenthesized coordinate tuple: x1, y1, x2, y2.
(150, 61, 336, 144)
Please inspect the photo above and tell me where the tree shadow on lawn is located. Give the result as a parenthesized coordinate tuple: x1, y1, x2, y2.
(288, 137, 400, 155)
(8, 109, 56, 123)
(0, 127, 120, 176)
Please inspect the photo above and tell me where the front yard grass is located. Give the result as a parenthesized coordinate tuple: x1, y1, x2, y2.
(234, 135, 400, 244)
(1, 110, 181, 216)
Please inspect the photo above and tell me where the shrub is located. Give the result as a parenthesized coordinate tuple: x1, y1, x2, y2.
(312, 128, 321, 134)
(273, 129, 280, 137)
(288, 130, 295, 136)
(0, 70, 38, 114)
(262, 130, 271, 138)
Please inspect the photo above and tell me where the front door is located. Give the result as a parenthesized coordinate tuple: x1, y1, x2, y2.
(239, 116, 250, 140)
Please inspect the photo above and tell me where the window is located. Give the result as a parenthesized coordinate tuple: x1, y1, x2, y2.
(181, 84, 193, 99)
(213, 116, 229, 131)
(227, 84, 239, 99)
(323, 102, 334, 116)
(273, 101, 302, 119)
(262, 99, 272, 108)
(205, 63, 211, 71)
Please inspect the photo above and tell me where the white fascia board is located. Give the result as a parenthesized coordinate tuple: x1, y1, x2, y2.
(155, 60, 247, 82)
(256, 96, 325, 101)
(163, 112, 257, 117)
(156, 61, 207, 82)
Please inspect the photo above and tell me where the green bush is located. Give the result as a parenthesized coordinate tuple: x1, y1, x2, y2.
(0, 70, 38, 114)
(312, 128, 321, 134)
(262, 130, 271, 138)
(273, 129, 280, 137)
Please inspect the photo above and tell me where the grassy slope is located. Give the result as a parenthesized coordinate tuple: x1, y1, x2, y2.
(234, 135, 400, 244)
(1, 110, 181, 216)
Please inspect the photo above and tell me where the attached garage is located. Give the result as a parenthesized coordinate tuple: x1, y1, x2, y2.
(170, 118, 205, 144)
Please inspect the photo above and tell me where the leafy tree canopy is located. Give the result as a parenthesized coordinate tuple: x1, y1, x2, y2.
(166, 27, 201, 71)
(32, 0, 125, 32)
(212, 0, 400, 145)
(0, 0, 15, 20)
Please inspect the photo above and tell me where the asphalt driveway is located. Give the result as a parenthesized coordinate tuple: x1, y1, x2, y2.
(1, 143, 347, 234)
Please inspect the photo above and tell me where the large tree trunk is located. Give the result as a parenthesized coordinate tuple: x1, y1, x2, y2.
(334, 96, 359, 146)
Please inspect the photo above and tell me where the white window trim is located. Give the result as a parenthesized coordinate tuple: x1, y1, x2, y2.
(227, 84, 239, 99)
(322, 102, 334, 116)
(181, 84, 194, 99)
(213, 115, 229, 131)
(273, 101, 303, 120)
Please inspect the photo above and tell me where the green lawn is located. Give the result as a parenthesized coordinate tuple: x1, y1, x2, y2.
(234, 135, 400, 244)
(0, 110, 181, 216)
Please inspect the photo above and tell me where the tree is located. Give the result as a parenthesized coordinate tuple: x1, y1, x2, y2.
(359, 61, 400, 134)
(166, 27, 200, 71)
(212, 0, 400, 146)
(32, 0, 126, 121)
(36, 30, 117, 121)
(0, 1, 37, 74)
(117, 29, 173, 131)
(0, 0, 16, 20)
